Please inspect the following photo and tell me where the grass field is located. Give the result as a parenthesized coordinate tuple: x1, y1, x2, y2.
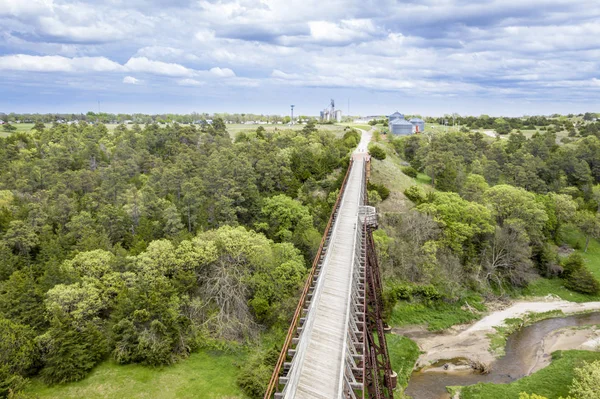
(389, 296, 485, 332)
(369, 141, 434, 214)
(0, 122, 350, 139)
(25, 351, 246, 399)
(386, 334, 420, 389)
(343, 123, 372, 131)
(454, 350, 600, 399)
(227, 123, 348, 137)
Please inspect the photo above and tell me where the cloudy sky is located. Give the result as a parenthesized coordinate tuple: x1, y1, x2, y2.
(1, 0, 599, 116)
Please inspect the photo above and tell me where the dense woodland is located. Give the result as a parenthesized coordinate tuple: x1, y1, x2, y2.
(0, 120, 361, 397)
(374, 129, 600, 314)
(2, 115, 600, 398)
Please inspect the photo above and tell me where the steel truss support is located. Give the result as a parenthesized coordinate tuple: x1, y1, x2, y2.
(344, 162, 395, 399)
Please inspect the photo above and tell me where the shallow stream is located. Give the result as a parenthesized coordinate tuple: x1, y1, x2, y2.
(404, 312, 600, 399)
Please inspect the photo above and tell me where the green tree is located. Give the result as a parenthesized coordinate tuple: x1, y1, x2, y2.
(38, 321, 107, 384)
(545, 193, 577, 241)
(0, 270, 46, 330)
(2, 124, 17, 132)
(417, 192, 494, 255)
(575, 211, 600, 252)
(460, 174, 489, 203)
(258, 194, 319, 255)
(0, 318, 38, 397)
(569, 360, 600, 399)
(484, 185, 549, 243)
(3, 221, 39, 257)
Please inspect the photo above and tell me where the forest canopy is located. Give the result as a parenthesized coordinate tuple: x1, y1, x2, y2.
(0, 120, 360, 395)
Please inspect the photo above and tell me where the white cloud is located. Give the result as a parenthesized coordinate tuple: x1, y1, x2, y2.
(0, 0, 53, 17)
(2, 0, 600, 110)
(37, 15, 127, 42)
(0, 54, 123, 72)
(123, 76, 141, 84)
(308, 19, 377, 43)
(177, 78, 204, 86)
(271, 69, 301, 79)
(135, 46, 200, 62)
(124, 57, 194, 77)
(195, 29, 215, 42)
(209, 67, 235, 77)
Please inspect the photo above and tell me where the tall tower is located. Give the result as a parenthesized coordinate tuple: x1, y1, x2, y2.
(290, 105, 295, 125)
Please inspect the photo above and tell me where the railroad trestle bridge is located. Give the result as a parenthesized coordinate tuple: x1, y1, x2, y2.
(265, 148, 396, 399)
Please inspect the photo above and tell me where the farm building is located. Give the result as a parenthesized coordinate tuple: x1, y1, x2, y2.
(388, 112, 404, 121)
(389, 117, 414, 135)
(410, 118, 425, 133)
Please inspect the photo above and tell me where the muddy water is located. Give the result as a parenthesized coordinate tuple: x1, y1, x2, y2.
(405, 312, 600, 399)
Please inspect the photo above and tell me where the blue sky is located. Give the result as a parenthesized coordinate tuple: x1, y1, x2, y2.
(1, 0, 599, 116)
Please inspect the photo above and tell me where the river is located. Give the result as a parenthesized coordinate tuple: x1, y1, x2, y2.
(405, 312, 600, 399)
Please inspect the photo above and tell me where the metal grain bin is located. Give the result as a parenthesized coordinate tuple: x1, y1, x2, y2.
(390, 118, 414, 135)
(388, 111, 404, 122)
(409, 118, 425, 133)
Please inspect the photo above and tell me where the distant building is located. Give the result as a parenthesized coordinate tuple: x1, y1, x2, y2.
(388, 112, 404, 122)
(409, 118, 425, 133)
(387, 111, 425, 135)
(334, 110, 342, 122)
(320, 99, 342, 122)
(389, 118, 413, 135)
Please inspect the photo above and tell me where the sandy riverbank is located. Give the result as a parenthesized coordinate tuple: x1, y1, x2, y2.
(394, 298, 600, 371)
(529, 325, 600, 373)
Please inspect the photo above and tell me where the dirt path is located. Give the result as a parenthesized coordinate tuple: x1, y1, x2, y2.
(394, 298, 600, 370)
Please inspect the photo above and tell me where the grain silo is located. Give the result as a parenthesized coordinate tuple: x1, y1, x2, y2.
(409, 118, 425, 133)
(334, 110, 342, 122)
(390, 118, 414, 135)
(388, 111, 404, 122)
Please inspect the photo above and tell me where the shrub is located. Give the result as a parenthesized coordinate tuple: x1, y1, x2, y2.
(368, 190, 382, 206)
(401, 166, 418, 178)
(367, 182, 390, 200)
(368, 144, 386, 160)
(0, 318, 38, 397)
(565, 267, 600, 295)
(237, 347, 278, 398)
(562, 253, 585, 278)
(404, 185, 427, 204)
(569, 360, 600, 398)
(38, 323, 108, 384)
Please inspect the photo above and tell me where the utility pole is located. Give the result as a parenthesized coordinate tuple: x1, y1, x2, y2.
(290, 105, 295, 125)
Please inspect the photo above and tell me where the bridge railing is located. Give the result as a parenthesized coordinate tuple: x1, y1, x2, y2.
(264, 158, 355, 399)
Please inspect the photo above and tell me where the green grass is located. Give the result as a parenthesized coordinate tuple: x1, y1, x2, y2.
(369, 141, 435, 214)
(454, 350, 600, 399)
(225, 123, 348, 137)
(415, 173, 432, 186)
(486, 310, 564, 356)
(389, 298, 484, 331)
(342, 123, 372, 131)
(524, 278, 600, 302)
(25, 350, 246, 399)
(563, 227, 600, 279)
(386, 334, 420, 389)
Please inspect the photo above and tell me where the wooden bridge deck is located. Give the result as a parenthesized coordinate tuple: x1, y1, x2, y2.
(286, 155, 366, 398)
